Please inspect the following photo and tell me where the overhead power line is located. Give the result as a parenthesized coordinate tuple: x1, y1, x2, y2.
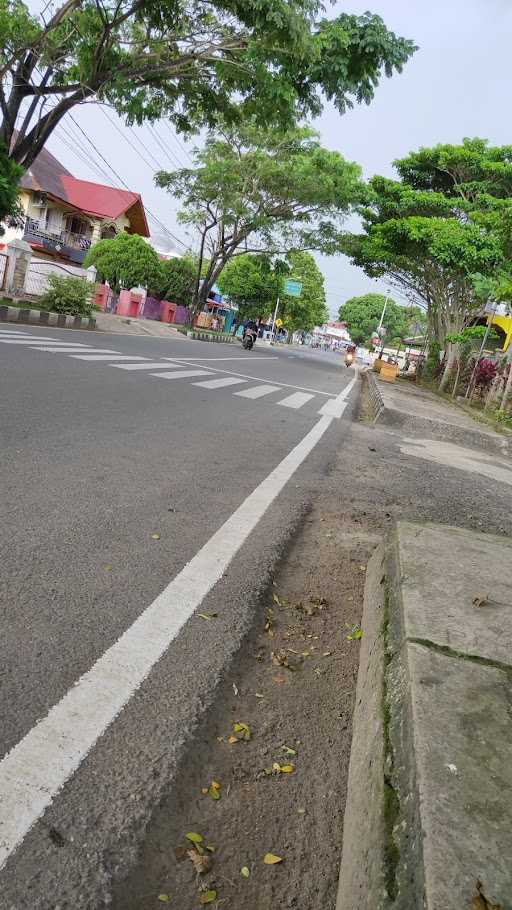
(162, 121, 194, 164)
(147, 124, 184, 170)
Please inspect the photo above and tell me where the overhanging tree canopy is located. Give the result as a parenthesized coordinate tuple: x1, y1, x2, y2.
(338, 293, 425, 345)
(0, 1, 415, 169)
(157, 124, 366, 313)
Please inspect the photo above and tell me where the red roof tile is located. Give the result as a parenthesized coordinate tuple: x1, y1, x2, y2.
(21, 146, 149, 236)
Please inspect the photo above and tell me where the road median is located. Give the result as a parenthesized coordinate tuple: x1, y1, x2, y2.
(337, 521, 512, 910)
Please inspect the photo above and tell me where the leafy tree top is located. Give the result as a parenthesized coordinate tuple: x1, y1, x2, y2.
(338, 293, 424, 345)
(84, 232, 162, 293)
(0, 142, 23, 231)
(0, 1, 416, 168)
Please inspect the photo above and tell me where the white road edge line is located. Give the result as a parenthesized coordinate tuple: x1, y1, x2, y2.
(319, 374, 358, 418)
(0, 378, 357, 871)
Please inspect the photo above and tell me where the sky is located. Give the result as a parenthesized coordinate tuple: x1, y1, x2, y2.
(34, 0, 512, 317)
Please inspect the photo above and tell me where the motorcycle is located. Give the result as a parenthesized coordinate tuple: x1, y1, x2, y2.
(242, 328, 257, 351)
(345, 351, 354, 367)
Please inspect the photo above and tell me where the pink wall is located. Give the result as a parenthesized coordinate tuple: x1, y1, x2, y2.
(117, 289, 142, 317)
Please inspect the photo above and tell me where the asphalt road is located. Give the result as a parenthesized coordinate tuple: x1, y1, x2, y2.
(0, 325, 356, 908)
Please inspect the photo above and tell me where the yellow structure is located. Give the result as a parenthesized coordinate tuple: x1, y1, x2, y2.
(490, 314, 512, 351)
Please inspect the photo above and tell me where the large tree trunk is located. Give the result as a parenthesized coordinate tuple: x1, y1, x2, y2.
(438, 341, 459, 391)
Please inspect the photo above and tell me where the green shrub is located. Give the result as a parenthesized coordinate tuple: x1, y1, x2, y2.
(40, 274, 94, 316)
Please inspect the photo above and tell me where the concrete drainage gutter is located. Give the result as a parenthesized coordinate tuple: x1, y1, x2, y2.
(0, 304, 96, 330)
(337, 521, 512, 910)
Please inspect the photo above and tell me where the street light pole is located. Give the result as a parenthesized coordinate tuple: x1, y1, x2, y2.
(377, 294, 389, 332)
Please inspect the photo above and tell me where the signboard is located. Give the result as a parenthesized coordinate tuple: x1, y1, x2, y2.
(284, 279, 303, 297)
(484, 301, 498, 314)
(275, 318, 283, 328)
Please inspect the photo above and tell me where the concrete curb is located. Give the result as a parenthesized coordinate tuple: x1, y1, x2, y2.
(365, 371, 385, 421)
(337, 522, 512, 909)
(0, 304, 96, 330)
(371, 376, 511, 458)
(185, 330, 236, 344)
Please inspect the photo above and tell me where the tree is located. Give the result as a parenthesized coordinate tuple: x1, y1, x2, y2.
(217, 250, 328, 331)
(217, 254, 282, 322)
(84, 232, 162, 293)
(340, 140, 507, 388)
(0, 2, 415, 169)
(157, 124, 365, 317)
(0, 142, 23, 231)
(159, 255, 197, 306)
(281, 251, 328, 332)
(338, 293, 426, 345)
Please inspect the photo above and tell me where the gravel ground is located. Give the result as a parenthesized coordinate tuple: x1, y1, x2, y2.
(112, 385, 512, 910)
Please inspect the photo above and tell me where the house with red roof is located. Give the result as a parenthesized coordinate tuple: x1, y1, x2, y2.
(5, 146, 149, 265)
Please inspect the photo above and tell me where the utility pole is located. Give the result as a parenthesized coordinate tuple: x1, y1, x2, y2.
(270, 295, 280, 343)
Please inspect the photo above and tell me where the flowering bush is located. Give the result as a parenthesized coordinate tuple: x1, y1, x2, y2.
(474, 358, 498, 388)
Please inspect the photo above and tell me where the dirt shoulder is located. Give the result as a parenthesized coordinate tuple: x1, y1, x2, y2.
(112, 499, 379, 910)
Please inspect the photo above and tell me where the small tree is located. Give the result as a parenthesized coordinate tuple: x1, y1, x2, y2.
(84, 233, 162, 295)
(281, 251, 328, 332)
(217, 254, 282, 323)
(40, 274, 94, 316)
(158, 255, 197, 306)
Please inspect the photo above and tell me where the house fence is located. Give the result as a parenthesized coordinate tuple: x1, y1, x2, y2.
(24, 259, 90, 297)
(0, 252, 7, 289)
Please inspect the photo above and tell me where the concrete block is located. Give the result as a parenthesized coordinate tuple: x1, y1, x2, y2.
(338, 522, 512, 910)
(18, 308, 30, 323)
(397, 523, 512, 665)
(405, 642, 512, 909)
(0, 305, 8, 321)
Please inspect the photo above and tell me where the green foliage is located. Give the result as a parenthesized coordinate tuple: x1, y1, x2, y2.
(422, 340, 441, 380)
(281, 251, 328, 332)
(338, 293, 425, 345)
(341, 139, 511, 351)
(158, 124, 365, 310)
(40, 274, 94, 316)
(0, 1, 416, 169)
(159, 255, 196, 305)
(0, 142, 23, 232)
(217, 255, 281, 321)
(445, 325, 498, 345)
(85, 233, 162, 293)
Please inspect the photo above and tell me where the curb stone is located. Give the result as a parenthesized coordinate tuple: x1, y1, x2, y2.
(185, 329, 236, 344)
(337, 522, 512, 910)
(0, 304, 96, 330)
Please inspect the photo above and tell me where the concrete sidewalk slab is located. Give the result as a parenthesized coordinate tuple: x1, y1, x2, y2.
(338, 521, 512, 910)
(372, 375, 512, 457)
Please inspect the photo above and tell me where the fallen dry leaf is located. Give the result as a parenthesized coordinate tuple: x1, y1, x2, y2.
(255, 692, 265, 699)
(273, 675, 286, 685)
(151, 533, 161, 540)
(272, 593, 282, 606)
(232, 682, 239, 696)
(263, 853, 283, 865)
(199, 890, 217, 904)
(240, 866, 250, 879)
(272, 650, 292, 669)
(198, 612, 218, 620)
(187, 849, 211, 875)
(233, 721, 251, 741)
(205, 844, 216, 853)
(470, 879, 502, 909)
(228, 735, 238, 745)
(157, 896, 171, 903)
